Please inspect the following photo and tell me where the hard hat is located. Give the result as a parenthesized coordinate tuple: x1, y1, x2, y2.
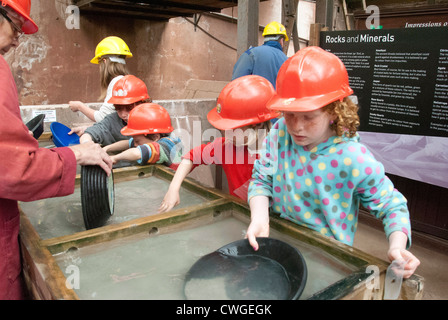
(262, 21, 288, 42)
(1, 0, 38, 34)
(108, 75, 150, 105)
(90, 36, 133, 64)
(207, 75, 280, 130)
(121, 103, 173, 136)
(268, 46, 353, 112)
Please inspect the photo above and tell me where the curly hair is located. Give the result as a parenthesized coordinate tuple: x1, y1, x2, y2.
(323, 97, 360, 138)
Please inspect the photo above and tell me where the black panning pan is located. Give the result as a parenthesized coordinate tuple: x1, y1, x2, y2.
(80, 165, 115, 230)
(184, 237, 307, 300)
(25, 114, 45, 139)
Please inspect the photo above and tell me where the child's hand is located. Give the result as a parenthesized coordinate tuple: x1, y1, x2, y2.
(247, 196, 270, 251)
(69, 125, 89, 136)
(110, 155, 118, 165)
(158, 189, 180, 214)
(245, 219, 270, 251)
(69, 101, 84, 112)
(387, 248, 420, 279)
(387, 231, 420, 278)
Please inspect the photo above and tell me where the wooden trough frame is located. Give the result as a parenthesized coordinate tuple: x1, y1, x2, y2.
(19, 164, 424, 300)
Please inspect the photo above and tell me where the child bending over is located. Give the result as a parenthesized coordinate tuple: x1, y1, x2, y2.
(158, 75, 280, 213)
(104, 103, 182, 170)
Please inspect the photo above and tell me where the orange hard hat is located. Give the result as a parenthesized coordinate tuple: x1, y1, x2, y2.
(121, 103, 173, 136)
(207, 75, 280, 130)
(268, 46, 353, 112)
(1, 0, 38, 34)
(108, 75, 150, 105)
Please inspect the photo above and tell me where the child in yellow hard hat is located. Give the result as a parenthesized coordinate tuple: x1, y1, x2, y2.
(158, 75, 279, 213)
(68, 36, 132, 122)
(103, 103, 182, 170)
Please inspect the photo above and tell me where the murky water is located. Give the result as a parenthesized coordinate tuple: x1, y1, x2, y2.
(53, 218, 355, 300)
(19, 175, 206, 239)
(184, 252, 291, 300)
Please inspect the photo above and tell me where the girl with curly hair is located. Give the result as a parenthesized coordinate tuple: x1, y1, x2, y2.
(246, 47, 420, 278)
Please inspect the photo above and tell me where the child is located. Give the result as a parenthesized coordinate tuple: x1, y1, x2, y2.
(104, 103, 182, 170)
(158, 75, 280, 213)
(68, 36, 132, 122)
(76, 75, 151, 145)
(246, 46, 420, 278)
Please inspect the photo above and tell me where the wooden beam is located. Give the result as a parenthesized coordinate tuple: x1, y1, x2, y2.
(236, 0, 259, 58)
(309, 23, 324, 47)
(281, 0, 299, 54)
(315, 0, 334, 30)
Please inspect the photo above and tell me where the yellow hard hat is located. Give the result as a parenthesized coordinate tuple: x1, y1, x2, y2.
(90, 36, 133, 64)
(262, 21, 289, 42)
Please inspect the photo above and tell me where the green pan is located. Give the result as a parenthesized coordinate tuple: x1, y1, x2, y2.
(184, 237, 307, 300)
(80, 165, 115, 230)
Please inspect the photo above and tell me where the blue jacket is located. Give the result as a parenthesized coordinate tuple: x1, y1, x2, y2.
(232, 41, 287, 89)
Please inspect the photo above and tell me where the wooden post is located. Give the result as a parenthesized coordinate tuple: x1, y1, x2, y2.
(237, 0, 259, 58)
(315, 0, 334, 30)
(309, 23, 324, 47)
(281, 0, 299, 55)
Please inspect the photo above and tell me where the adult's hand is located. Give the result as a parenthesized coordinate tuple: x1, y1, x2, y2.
(69, 141, 113, 175)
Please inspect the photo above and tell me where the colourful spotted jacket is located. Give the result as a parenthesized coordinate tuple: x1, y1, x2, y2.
(248, 118, 412, 247)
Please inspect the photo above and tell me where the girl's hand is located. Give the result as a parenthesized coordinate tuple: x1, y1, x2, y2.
(387, 231, 420, 278)
(246, 195, 270, 251)
(387, 248, 420, 279)
(245, 218, 270, 251)
(69, 101, 84, 112)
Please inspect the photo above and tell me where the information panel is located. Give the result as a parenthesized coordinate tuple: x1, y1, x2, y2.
(320, 27, 448, 188)
(321, 27, 448, 137)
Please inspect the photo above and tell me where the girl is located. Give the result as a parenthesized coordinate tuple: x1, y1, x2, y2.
(69, 36, 132, 122)
(158, 75, 280, 213)
(246, 46, 420, 278)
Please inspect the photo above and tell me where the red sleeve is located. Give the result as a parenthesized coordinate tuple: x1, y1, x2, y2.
(0, 56, 77, 202)
(182, 137, 225, 169)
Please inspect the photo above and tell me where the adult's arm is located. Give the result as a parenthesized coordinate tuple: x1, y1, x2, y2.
(0, 57, 77, 202)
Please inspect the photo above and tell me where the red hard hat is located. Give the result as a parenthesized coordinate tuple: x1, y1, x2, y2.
(2, 0, 38, 34)
(207, 75, 280, 130)
(121, 103, 173, 136)
(268, 46, 353, 112)
(108, 75, 150, 105)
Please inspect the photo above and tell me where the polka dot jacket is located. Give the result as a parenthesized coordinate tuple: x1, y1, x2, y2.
(248, 118, 412, 247)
